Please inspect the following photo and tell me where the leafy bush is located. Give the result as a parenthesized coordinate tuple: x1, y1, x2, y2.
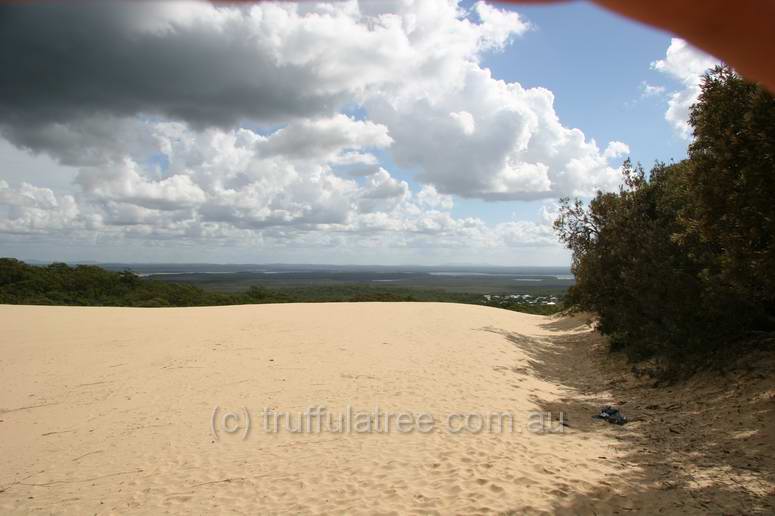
(556, 67, 775, 369)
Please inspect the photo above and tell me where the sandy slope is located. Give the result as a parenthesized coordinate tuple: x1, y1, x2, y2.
(0, 303, 772, 514)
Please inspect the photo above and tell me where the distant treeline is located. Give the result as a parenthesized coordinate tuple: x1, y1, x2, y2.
(556, 67, 775, 372)
(0, 258, 562, 314)
(0, 259, 240, 307)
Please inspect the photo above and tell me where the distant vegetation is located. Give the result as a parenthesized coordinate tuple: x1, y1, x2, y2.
(0, 258, 565, 314)
(556, 67, 775, 372)
(0, 259, 234, 307)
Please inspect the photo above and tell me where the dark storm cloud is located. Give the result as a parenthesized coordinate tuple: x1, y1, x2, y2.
(0, 2, 341, 155)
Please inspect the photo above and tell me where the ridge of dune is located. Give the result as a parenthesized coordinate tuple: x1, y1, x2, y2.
(1, 303, 773, 514)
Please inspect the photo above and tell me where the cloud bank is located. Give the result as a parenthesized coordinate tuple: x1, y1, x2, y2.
(0, 0, 627, 260)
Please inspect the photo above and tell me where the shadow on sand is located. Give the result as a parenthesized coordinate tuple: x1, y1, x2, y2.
(490, 317, 775, 514)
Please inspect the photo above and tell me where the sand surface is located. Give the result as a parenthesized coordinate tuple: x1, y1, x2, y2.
(1, 303, 773, 514)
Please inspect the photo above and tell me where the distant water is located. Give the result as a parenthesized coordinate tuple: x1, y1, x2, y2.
(431, 272, 574, 281)
(429, 272, 515, 277)
(136, 271, 236, 277)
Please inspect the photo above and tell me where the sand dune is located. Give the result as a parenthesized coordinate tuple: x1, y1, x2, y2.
(1, 303, 773, 514)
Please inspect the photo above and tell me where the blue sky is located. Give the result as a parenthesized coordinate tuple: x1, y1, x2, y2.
(452, 0, 689, 224)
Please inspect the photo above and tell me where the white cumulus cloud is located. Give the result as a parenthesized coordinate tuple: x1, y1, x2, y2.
(652, 38, 720, 139)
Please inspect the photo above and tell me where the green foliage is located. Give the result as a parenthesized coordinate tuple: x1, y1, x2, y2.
(0, 258, 236, 307)
(683, 66, 775, 326)
(556, 67, 775, 369)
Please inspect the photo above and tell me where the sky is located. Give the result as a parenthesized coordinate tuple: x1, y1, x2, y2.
(0, 0, 719, 266)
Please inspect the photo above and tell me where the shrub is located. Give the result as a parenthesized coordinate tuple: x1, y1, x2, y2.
(556, 67, 775, 369)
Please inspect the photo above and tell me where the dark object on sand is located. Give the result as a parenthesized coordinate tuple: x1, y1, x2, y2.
(593, 406, 628, 425)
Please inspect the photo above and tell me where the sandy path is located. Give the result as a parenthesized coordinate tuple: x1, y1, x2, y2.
(4, 302, 762, 514)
